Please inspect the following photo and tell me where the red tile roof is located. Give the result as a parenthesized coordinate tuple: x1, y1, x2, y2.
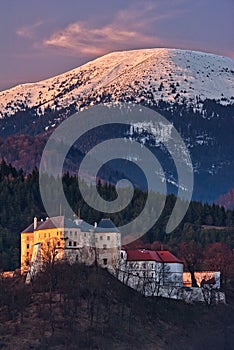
(157, 250, 183, 264)
(126, 249, 183, 264)
(127, 250, 162, 262)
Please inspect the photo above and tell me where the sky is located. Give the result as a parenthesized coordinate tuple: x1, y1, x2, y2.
(0, 0, 233, 91)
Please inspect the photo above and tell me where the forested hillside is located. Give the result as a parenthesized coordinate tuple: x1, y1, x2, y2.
(0, 160, 234, 272)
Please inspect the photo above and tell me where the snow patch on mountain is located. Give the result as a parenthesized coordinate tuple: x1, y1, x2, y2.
(0, 48, 233, 118)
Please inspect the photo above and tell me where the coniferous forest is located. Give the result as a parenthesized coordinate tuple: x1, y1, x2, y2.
(0, 159, 234, 272)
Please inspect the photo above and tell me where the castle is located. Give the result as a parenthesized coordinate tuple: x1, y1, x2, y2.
(21, 215, 121, 278)
(21, 215, 225, 304)
(21, 215, 185, 288)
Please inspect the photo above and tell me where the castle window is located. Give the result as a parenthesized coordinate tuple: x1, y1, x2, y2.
(103, 244, 107, 249)
(70, 231, 73, 235)
(100, 236, 103, 240)
(103, 258, 107, 265)
(69, 241, 72, 247)
(57, 241, 60, 247)
(26, 236, 29, 241)
(74, 231, 77, 236)
(26, 252, 29, 257)
(142, 263, 146, 269)
(64, 230, 68, 235)
(84, 232, 86, 237)
(26, 244, 30, 249)
(73, 241, 77, 247)
(121, 252, 124, 259)
(151, 263, 154, 269)
(57, 231, 59, 236)
(107, 236, 110, 240)
(44, 233, 46, 238)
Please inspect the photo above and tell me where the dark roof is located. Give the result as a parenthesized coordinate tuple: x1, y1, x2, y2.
(126, 249, 183, 264)
(95, 218, 120, 233)
(64, 217, 81, 229)
(22, 216, 120, 234)
(38, 216, 83, 230)
(22, 216, 84, 233)
(37, 216, 65, 230)
(22, 223, 34, 233)
(75, 219, 94, 232)
(21, 221, 43, 233)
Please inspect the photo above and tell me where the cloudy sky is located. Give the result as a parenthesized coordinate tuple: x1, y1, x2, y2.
(0, 0, 233, 91)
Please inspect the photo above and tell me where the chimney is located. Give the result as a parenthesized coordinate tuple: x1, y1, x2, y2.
(33, 216, 37, 230)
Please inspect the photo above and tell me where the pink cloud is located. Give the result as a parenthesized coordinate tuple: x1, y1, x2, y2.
(16, 21, 43, 39)
(42, 5, 166, 56)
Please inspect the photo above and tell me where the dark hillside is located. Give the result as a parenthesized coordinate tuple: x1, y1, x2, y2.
(0, 263, 234, 350)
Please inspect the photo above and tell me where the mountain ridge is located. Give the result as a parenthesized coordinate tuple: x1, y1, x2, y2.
(0, 48, 233, 119)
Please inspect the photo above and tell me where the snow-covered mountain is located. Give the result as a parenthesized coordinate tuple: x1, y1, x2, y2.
(0, 48, 233, 204)
(0, 48, 233, 118)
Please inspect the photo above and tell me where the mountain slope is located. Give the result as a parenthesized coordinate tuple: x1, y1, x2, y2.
(0, 48, 233, 118)
(0, 48, 233, 203)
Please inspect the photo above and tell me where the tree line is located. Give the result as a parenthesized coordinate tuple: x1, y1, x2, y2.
(0, 159, 234, 271)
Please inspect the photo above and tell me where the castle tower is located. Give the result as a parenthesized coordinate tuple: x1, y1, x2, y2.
(94, 218, 121, 269)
